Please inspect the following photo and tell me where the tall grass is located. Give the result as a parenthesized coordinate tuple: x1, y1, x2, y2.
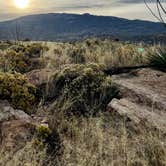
(43, 39, 151, 70)
(1, 112, 165, 166)
(49, 112, 166, 166)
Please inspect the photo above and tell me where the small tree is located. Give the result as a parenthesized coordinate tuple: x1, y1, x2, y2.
(10, 20, 23, 43)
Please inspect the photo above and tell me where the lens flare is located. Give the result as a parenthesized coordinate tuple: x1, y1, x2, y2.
(14, 0, 29, 9)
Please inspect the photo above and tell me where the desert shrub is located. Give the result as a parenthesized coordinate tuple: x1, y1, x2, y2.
(0, 42, 11, 51)
(10, 43, 49, 58)
(0, 43, 49, 73)
(68, 47, 86, 64)
(23, 38, 31, 42)
(54, 48, 63, 55)
(33, 125, 61, 161)
(25, 43, 49, 58)
(33, 126, 52, 149)
(9, 44, 27, 53)
(47, 63, 118, 116)
(0, 50, 30, 73)
(37, 125, 52, 141)
(147, 47, 166, 68)
(0, 72, 36, 113)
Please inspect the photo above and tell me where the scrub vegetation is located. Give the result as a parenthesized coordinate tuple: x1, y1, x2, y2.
(0, 39, 165, 166)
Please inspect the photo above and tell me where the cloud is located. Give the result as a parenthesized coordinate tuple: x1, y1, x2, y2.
(0, 0, 164, 21)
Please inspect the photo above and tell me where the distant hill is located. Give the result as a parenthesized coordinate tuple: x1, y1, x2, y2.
(0, 13, 166, 42)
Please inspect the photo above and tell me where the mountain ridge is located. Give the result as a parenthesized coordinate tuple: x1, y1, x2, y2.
(0, 13, 166, 42)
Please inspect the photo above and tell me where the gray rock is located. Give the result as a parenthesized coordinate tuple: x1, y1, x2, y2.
(108, 68, 166, 132)
(108, 98, 166, 132)
(0, 100, 31, 123)
(26, 68, 53, 87)
(0, 101, 34, 153)
(112, 68, 166, 113)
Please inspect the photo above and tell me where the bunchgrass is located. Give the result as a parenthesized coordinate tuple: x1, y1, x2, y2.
(148, 47, 166, 68)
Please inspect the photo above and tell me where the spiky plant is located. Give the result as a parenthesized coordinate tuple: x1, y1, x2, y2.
(148, 47, 166, 68)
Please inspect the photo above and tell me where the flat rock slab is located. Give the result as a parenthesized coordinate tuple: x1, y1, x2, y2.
(108, 98, 166, 132)
(112, 68, 166, 112)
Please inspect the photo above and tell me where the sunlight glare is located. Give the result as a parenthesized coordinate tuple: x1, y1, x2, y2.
(14, 0, 29, 9)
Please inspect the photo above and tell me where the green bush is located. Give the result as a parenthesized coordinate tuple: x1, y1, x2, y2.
(9, 44, 27, 53)
(0, 72, 36, 113)
(0, 50, 30, 73)
(68, 47, 86, 64)
(0, 43, 11, 51)
(148, 47, 166, 68)
(10, 43, 49, 58)
(34, 125, 61, 155)
(25, 43, 49, 58)
(0, 43, 49, 73)
(37, 125, 52, 140)
(48, 63, 118, 116)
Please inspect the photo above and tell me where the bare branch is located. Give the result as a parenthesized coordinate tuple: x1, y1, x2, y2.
(144, 0, 166, 25)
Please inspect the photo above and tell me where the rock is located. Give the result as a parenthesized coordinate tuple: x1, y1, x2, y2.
(112, 68, 166, 113)
(0, 101, 31, 123)
(108, 98, 166, 132)
(26, 68, 53, 87)
(109, 68, 166, 133)
(0, 120, 34, 153)
(0, 101, 35, 153)
(26, 68, 54, 99)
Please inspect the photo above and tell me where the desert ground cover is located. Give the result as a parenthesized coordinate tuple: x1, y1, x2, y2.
(0, 39, 165, 166)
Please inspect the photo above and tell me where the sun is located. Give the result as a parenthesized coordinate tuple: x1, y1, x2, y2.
(14, 0, 29, 9)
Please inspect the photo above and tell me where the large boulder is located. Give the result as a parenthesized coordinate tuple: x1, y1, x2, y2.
(26, 68, 53, 87)
(108, 68, 166, 133)
(26, 68, 53, 100)
(0, 100, 35, 153)
(111, 68, 166, 112)
(108, 98, 166, 132)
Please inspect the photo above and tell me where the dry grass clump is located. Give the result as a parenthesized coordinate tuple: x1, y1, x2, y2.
(49, 112, 166, 166)
(1, 112, 165, 166)
(0, 142, 48, 166)
(0, 41, 12, 51)
(147, 46, 166, 68)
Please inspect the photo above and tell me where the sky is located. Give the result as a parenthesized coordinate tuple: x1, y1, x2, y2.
(0, 0, 165, 22)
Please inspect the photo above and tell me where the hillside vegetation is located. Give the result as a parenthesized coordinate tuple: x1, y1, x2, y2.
(0, 39, 165, 166)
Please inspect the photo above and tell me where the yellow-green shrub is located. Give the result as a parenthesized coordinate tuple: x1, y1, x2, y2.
(0, 72, 36, 113)
(37, 125, 52, 140)
(68, 47, 86, 64)
(0, 43, 49, 73)
(25, 43, 49, 58)
(0, 50, 29, 73)
(10, 43, 49, 58)
(48, 63, 118, 116)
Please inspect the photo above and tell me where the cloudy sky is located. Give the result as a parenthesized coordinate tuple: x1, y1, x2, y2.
(0, 0, 165, 21)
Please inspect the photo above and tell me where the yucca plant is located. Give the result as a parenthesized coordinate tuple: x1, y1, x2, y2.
(148, 47, 166, 68)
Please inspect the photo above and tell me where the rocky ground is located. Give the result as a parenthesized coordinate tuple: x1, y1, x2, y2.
(108, 68, 166, 132)
(0, 68, 165, 165)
